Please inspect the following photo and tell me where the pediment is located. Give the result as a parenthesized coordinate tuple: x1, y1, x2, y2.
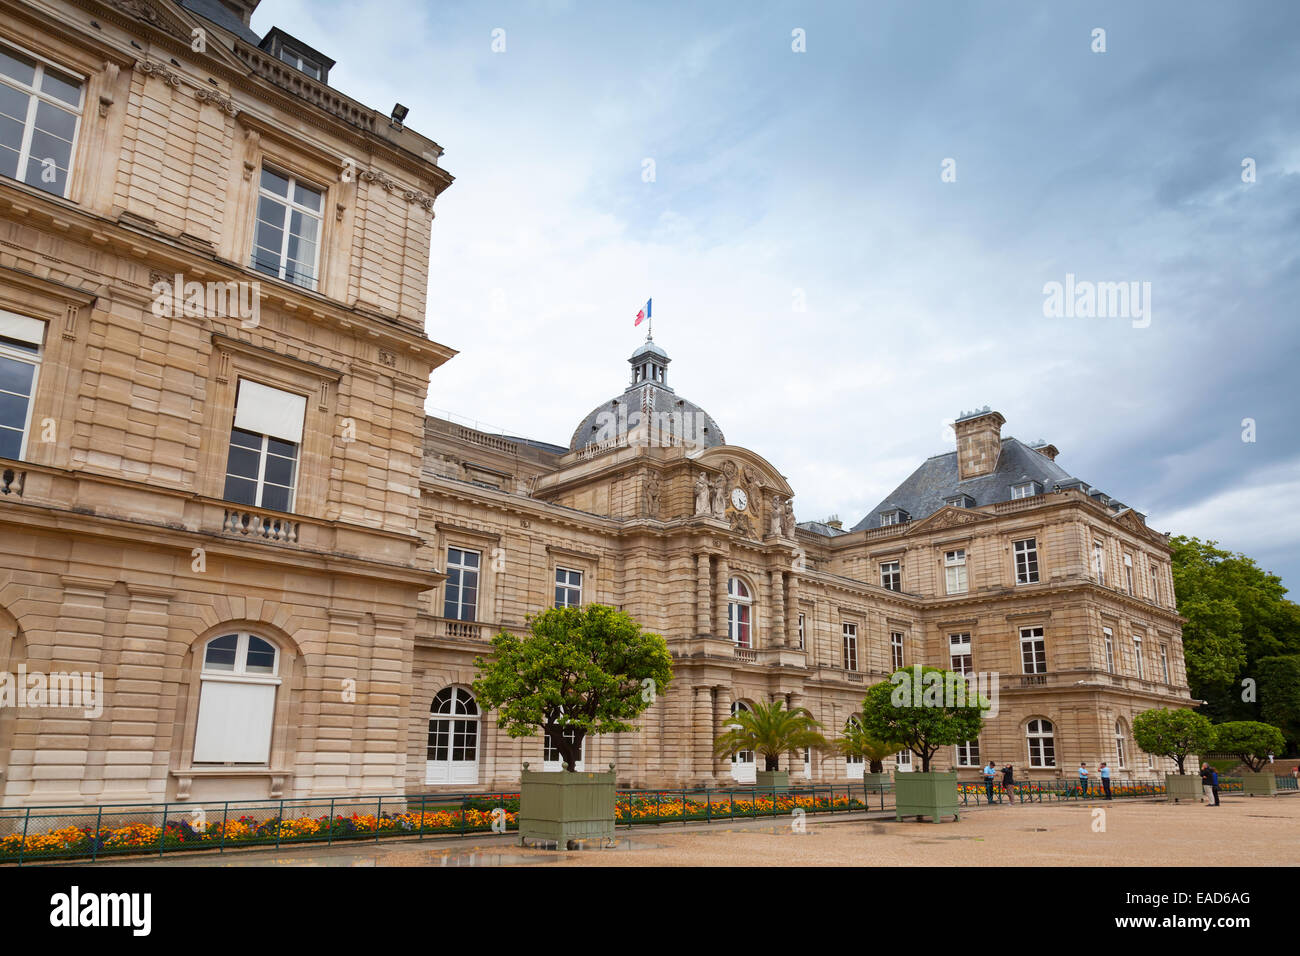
(690, 445, 793, 497)
(906, 506, 995, 535)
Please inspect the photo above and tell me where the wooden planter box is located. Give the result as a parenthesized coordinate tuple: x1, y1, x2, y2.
(1241, 772, 1277, 797)
(755, 770, 790, 792)
(863, 771, 890, 792)
(518, 768, 616, 848)
(894, 770, 960, 823)
(1164, 773, 1203, 803)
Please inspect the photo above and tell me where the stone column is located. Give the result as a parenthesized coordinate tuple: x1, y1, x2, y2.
(713, 556, 730, 640)
(696, 553, 711, 635)
(713, 685, 733, 777)
(694, 685, 714, 784)
(770, 569, 786, 647)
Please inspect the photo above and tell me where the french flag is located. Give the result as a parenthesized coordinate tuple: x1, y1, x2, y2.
(634, 298, 652, 327)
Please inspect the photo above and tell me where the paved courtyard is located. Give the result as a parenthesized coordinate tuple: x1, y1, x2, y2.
(89, 794, 1299, 867)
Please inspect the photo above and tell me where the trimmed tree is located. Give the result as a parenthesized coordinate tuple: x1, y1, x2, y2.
(472, 604, 671, 771)
(713, 698, 828, 772)
(860, 666, 988, 772)
(1212, 721, 1286, 772)
(1132, 707, 1214, 775)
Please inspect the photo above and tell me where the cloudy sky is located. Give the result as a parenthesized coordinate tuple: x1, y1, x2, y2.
(252, 0, 1300, 593)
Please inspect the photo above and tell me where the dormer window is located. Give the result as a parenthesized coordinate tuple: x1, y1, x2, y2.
(259, 28, 335, 85)
(945, 494, 974, 509)
(1011, 481, 1039, 500)
(278, 46, 322, 80)
(880, 509, 908, 527)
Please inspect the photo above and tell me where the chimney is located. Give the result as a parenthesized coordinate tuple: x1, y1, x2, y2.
(824, 514, 843, 531)
(953, 407, 1005, 481)
(1030, 440, 1060, 462)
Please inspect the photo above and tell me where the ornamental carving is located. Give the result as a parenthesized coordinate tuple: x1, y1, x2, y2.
(194, 87, 238, 116)
(360, 169, 399, 192)
(403, 188, 435, 211)
(134, 59, 182, 88)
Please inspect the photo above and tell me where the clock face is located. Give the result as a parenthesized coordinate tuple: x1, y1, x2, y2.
(731, 488, 748, 511)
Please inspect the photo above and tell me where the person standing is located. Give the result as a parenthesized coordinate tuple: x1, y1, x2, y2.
(1200, 762, 1213, 803)
(1078, 761, 1089, 797)
(982, 760, 997, 803)
(1001, 763, 1016, 804)
(1208, 765, 1221, 806)
(1100, 761, 1112, 800)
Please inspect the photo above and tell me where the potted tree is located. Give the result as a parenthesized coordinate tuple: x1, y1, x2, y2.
(861, 666, 988, 823)
(473, 604, 671, 848)
(1213, 721, 1287, 796)
(832, 719, 900, 793)
(713, 698, 827, 792)
(1132, 708, 1215, 803)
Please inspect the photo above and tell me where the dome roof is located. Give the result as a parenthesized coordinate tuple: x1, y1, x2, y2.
(568, 339, 726, 452)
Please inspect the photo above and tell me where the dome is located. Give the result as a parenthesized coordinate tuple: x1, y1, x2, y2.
(569, 338, 726, 452)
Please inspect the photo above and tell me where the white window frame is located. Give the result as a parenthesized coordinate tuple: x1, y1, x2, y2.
(444, 547, 481, 621)
(253, 164, 324, 290)
(1160, 643, 1170, 683)
(277, 45, 322, 79)
(796, 612, 805, 650)
(1115, 721, 1128, 769)
(955, 740, 980, 768)
(729, 701, 755, 782)
(0, 313, 44, 460)
(1132, 635, 1144, 679)
(426, 686, 480, 785)
(1148, 561, 1160, 603)
(944, 549, 968, 595)
(0, 38, 84, 198)
(1010, 481, 1037, 500)
(554, 566, 582, 608)
(1026, 718, 1056, 768)
(949, 632, 972, 676)
(890, 631, 905, 671)
(1123, 553, 1134, 594)
(1092, 540, 1106, 585)
(842, 622, 858, 671)
(880, 511, 899, 527)
(727, 576, 753, 648)
(1103, 627, 1115, 674)
(1013, 537, 1039, 585)
(894, 749, 913, 772)
(543, 721, 586, 772)
(193, 632, 281, 765)
(1020, 626, 1046, 675)
(844, 716, 864, 777)
(880, 560, 901, 591)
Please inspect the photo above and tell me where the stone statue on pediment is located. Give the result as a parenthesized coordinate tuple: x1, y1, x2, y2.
(694, 472, 711, 515)
(781, 499, 795, 537)
(710, 475, 727, 517)
(770, 495, 783, 536)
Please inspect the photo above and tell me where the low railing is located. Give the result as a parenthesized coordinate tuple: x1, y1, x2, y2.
(222, 507, 299, 543)
(0, 467, 24, 497)
(733, 647, 757, 662)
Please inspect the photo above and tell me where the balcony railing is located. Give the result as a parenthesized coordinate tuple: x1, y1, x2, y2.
(221, 508, 299, 543)
(0, 468, 24, 496)
(1019, 674, 1049, 687)
(733, 646, 757, 663)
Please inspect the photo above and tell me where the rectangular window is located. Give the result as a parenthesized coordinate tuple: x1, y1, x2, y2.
(1013, 537, 1039, 585)
(949, 632, 972, 676)
(1123, 553, 1134, 594)
(1020, 626, 1046, 675)
(797, 612, 805, 650)
(252, 165, 324, 290)
(880, 511, 898, 527)
(1103, 627, 1115, 674)
(880, 560, 901, 591)
(894, 750, 912, 772)
(277, 46, 322, 80)
(1010, 481, 1037, 499)
(1092, 540, 1106, 585)
(554, 567, 582, 608)
(1149, 562, 1160, 603)
(842, 623, 858, 671)
(444, 547, 480, 621)
(0, 39, 83, 197)
(0, 311, 44, 460)
(1160, 643, 1170, 683)
(944, 549, 968, 595)
(955, 740, 980, 767)
(890, 631, 905, 670)
(222, 379, 305, 512)
(1132, 635, 1144, 679)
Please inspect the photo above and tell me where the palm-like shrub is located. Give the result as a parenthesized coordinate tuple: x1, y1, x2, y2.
(832, 720, 899, 773)
(713, 699, 828, 772)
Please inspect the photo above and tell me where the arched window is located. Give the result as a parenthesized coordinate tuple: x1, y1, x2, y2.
(426, 687, 480, 785)
(193, 633, 281, 764)
(844, 716, 864, 778)
(1026, 718, 1056, 768)
(1115, 720, 1128, 769)
(727, 577, 753, 648)
(729, 700, 755, 783)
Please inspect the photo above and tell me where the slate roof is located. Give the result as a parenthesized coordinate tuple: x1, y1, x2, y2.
(569, 383, 726, 451)
(177, 0, 261, 44)
(796, 520, 850, 537)
(851, 437, 1111, 531)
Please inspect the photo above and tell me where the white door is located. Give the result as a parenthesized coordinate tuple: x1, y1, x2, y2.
(426, 687, 480, 785)
(803, 747, 812, 780)
(729, 701, 756, 783)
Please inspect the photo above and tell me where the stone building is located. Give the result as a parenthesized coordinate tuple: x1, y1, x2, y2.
(0, 0, 454, 805)
(0, 0, 1193, 808)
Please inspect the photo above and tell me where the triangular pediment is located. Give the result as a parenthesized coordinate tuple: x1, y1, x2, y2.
(906, 506, 995, 535)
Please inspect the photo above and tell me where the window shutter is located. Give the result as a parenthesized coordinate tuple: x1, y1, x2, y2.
(233, 379, 306, 444)
(193, 680, 277, 762)
(0, 310, 46, 346)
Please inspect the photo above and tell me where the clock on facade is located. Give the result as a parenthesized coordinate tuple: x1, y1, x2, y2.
(730, 488, 748, 511)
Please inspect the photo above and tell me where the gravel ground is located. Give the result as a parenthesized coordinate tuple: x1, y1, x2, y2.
(96, 793, 1299, 867)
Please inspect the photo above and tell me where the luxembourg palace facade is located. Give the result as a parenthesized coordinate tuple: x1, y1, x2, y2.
(0, 0, 1193, 806)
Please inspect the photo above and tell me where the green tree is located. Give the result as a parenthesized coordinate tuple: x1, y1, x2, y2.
(713, 698, 828, 772)
(859, 667, 988, 772)
(1258, 655, 1300, 749)
(1132, 708, 1215, 775)
(472, 604, 671, 772)
(1212, 721, 1286, 772)
(1170, 536, 1300, 722)
(831, 718, 900, 774)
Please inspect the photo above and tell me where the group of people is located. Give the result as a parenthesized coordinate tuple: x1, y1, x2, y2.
(1075, 761, 1115, 798)
(980, 761, 1019, 803)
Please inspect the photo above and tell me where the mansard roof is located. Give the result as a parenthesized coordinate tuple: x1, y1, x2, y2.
(852, 437, 1083, 531)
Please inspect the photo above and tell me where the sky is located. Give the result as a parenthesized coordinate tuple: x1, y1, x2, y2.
(250, 0, 1300, 593)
